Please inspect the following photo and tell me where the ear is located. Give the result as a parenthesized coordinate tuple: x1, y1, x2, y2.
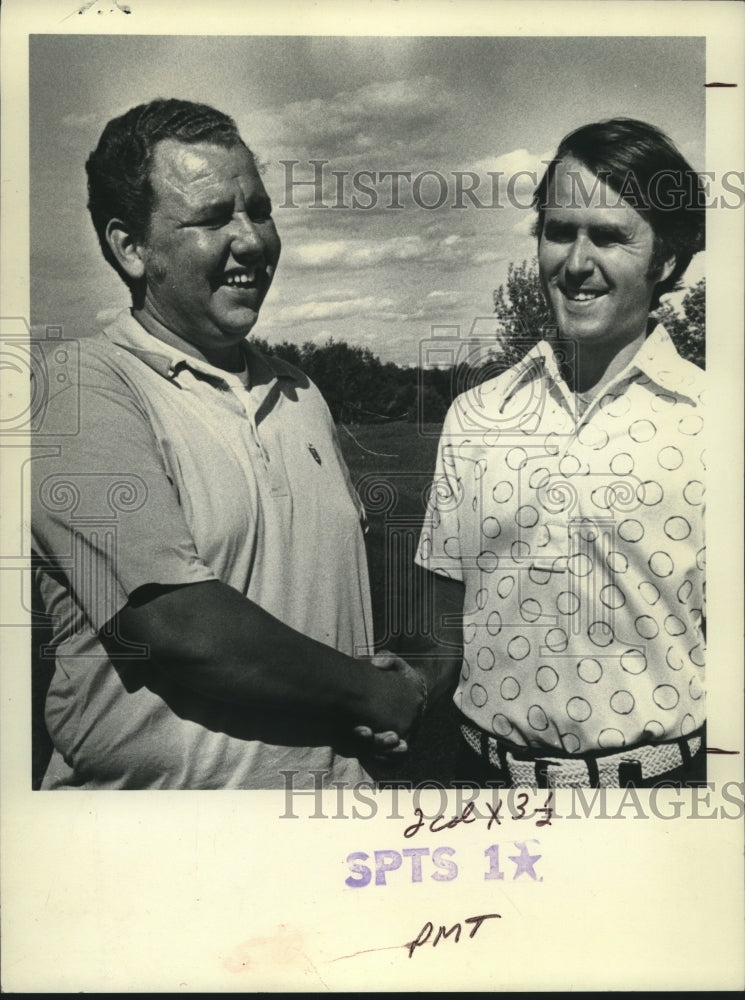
(657, 253, 676, 285)
(105, 218, 146, 282)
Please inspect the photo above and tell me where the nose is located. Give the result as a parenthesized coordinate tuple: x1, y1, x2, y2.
(230, 214, 266, 260)
(565, 233, 595, 279)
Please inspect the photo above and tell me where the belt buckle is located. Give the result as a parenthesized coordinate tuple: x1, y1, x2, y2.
(508, 751, 597, 788)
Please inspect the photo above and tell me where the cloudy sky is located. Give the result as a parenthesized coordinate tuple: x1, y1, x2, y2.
(30, 34, 705, 364)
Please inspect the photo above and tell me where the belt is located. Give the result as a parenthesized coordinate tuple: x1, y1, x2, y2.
(460, 720, 704, 788)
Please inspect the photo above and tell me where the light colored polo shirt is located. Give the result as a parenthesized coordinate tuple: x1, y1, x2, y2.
(416, 326, 705, 754)
(32, 310, 374, 788)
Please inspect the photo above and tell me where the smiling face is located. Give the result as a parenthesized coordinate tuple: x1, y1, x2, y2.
(132, 139, 281, 368)
(538, 158, 674, 355)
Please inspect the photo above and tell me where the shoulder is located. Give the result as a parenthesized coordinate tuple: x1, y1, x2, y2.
(645, 326, 705, 405)
(445, 347, 546, 429)
(673, 358, 705, 406)
(33, 333, 152, 437)
(49, 331, 147, 387)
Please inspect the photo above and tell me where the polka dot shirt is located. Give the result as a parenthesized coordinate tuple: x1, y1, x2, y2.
(415, 326, 705, 754)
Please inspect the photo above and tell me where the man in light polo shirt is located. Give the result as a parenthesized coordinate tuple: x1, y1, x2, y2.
(414, 118, 706, 787)
(31, 98, 424, 789)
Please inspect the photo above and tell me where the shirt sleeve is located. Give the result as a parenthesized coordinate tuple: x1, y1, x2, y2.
(31, 353, 218, 632)
(414, 402, 465, 581)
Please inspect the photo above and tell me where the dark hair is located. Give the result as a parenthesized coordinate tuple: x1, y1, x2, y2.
(532, 118, 705, 309)
(86, 98, 245, 285)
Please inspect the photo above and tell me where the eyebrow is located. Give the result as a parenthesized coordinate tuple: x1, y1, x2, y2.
(543, 219, 632, 241)
(184, 193, 273, 226)
(194, 197, 233, 215)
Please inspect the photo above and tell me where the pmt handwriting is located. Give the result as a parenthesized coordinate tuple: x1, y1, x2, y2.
(407, 913, 501, 958)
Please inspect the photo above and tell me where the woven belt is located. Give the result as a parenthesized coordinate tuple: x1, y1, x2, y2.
(460, 721, 703, 788)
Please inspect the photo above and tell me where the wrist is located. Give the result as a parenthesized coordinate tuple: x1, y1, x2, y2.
(337, 657, 379, 723)
(422, 654, 458, 705)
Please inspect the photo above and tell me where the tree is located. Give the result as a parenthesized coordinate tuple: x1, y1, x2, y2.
(656, 277, 705, 369)
(492, 259, 553, 370)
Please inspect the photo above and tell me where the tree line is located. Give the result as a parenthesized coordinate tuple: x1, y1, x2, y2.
(254, 262, 705, 424)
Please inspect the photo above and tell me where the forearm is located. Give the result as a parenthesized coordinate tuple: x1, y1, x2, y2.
(109, 580, 393, 728)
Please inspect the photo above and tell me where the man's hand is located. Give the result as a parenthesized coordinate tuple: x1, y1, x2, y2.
(353, 575, 465, 759)
(108, 581, 430, 757)
(353, 650, 427, 758)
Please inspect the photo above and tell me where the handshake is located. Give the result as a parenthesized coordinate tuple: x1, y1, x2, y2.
(353, 651, 428, 759)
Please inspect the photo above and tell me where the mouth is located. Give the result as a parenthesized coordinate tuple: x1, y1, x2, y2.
(560, 286, 608, 304)
(219, 263, 274, 291)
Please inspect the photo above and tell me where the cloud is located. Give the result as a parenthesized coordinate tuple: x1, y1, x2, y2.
(273, 77, 455, 154)
(405, 290, 469, 322)
(268, 286, 474, 330)
(423, 290, 464, 303)
(286, 236, 421, 269)
(265, 141, 555, 220)
(473, 249, 510, 265)
(283, 233, 480, 271)
(465, 147, 553, 204)
(304, 328, 336, 345)
(269, 295, 408, 326)
(246, 75, 464, 200)
(300, 286, 365, 303)
(487, 148, 553, 177)
(512, 211, 539, 239)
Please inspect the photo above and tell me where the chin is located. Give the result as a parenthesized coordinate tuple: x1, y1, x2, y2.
(554, 319, 597, 342)
(561, 323, 603, 341)
(218, 311, 260, 338)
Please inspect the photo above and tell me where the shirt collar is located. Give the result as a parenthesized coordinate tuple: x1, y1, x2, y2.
(622, 323, 700, 401)
(498, 339, 558, 409)
(501, 323, 699, 406)
(101, 309, 299, 388)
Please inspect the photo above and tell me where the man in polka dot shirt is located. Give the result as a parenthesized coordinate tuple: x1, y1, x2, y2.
(414, 118, 706, 787)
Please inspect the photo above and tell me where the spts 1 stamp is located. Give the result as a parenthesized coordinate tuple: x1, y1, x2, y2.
(344, 839, 543, 888)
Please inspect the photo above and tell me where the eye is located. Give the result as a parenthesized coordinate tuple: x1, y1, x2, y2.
(250, 200, 274, 223)
(592, 233, 616, 248)
(205, 216, 230, 229)
(192, 210, 231, 229)
(590, 227, 628, 248)
(543, 222, 575, 243)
